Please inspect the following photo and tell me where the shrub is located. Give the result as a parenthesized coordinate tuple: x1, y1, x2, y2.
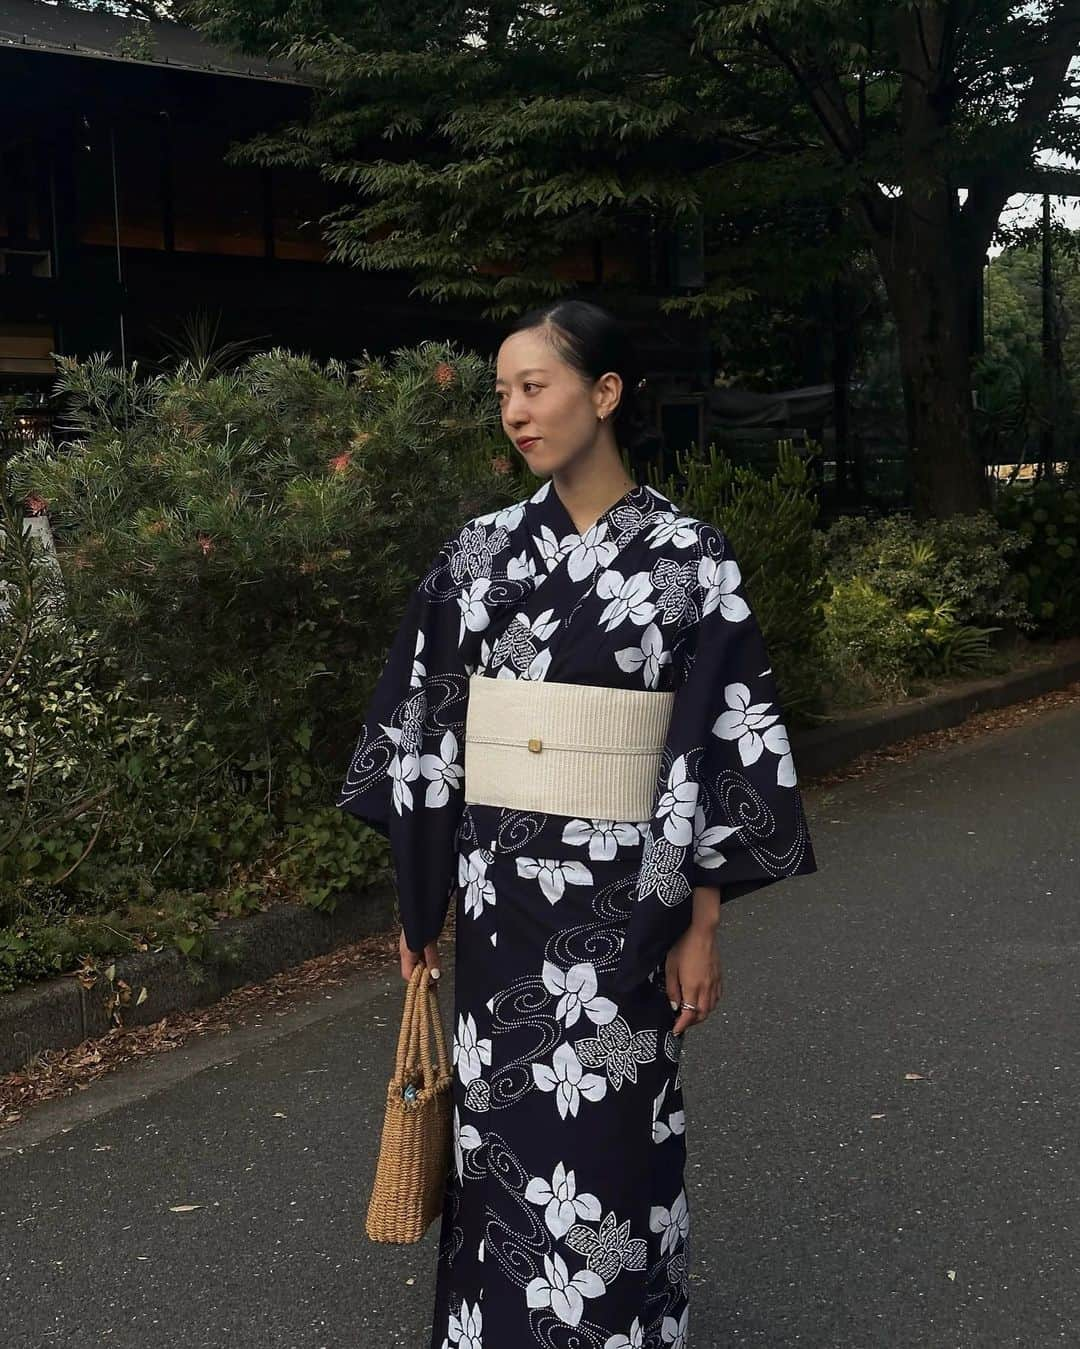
(0, 342, 522, 989)
(819, 509, 1032, 633)
(6, 343, 518, 807)
(0, 616, 275, 920)
(993, 481, 1080, 638)
(819, 577, 923, 707)
(643, 439, 829, 725)
(815, 509, 1022, 704)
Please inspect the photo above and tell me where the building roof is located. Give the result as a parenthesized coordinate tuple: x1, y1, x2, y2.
(0, 0, 311, 83)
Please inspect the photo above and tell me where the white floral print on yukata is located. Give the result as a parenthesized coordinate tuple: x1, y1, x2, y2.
(337, 477, 816, 1348)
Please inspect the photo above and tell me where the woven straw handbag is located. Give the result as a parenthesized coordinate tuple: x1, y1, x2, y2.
(365, 961, 454, 1243)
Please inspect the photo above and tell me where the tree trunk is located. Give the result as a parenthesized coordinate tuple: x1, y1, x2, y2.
(868, 214, 992, 520)
(829, 276, 855, 506)
(854, 7, 995, 519)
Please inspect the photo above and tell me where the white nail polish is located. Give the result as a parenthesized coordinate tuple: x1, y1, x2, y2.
(430, 968, 441, 980)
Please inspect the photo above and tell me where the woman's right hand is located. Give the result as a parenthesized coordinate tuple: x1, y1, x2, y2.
(399, 928, 441, 984)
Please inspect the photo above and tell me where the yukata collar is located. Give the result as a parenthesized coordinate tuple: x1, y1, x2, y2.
(524, 476, 677, 541)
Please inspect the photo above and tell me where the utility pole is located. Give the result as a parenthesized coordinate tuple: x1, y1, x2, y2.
(1040, 193, 1056, 472)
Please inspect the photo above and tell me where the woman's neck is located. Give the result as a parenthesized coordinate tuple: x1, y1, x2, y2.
(551, 451, 636, 535)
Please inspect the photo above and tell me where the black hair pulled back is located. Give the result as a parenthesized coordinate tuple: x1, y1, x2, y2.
(503, 298, 662, 472)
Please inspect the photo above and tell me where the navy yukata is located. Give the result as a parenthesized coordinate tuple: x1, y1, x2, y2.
(337, 478, 817, 1348)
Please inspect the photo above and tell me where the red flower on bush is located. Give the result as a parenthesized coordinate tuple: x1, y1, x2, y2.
(491, 455, 512, 476)
(24, 493, 49, 515)
(197, 535, 214, 556)
(433, 361, 455, 387)
(328, 452, 352, 474)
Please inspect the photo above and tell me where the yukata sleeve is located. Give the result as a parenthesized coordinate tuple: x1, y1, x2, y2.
(614, 523, 818, 994)
(335, 539, 469, 956)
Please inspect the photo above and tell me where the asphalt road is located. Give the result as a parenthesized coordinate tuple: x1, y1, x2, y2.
(1, 700, 1078, 1348)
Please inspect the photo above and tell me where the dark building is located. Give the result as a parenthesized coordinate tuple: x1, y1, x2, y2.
(1, 0, 714, 454)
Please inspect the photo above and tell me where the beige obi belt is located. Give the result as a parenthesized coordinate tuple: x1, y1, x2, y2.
(463, 673, 675, 822)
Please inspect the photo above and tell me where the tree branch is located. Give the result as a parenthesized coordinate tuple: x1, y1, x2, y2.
(747, 17, 895, 239)
(913, 4, 936, 79)
(855, 183, 896, 239)
(753, 20, 862, 163)
(697, 47, 815, 156)
(961, 6, 1080, 253)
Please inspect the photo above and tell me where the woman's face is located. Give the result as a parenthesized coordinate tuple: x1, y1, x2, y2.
(496, 328, 620, 477)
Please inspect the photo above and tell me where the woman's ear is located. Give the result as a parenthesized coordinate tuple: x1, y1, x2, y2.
(594, 370, 623, 420)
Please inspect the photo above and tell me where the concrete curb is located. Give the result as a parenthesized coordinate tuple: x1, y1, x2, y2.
(0, 882, 398, 1077)
(3, 647, 1079, 1077)
(790, 648, 1080, 779)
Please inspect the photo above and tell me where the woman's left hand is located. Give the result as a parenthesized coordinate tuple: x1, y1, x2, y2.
(665, 888, 724, 1035)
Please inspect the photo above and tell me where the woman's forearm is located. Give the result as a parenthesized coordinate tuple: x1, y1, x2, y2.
(691, 883, 722, 931)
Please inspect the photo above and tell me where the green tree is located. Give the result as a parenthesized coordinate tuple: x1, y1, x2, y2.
(985, 250, 1041, 368)
(191, 0, 1080, 518)
(712, 4, 1079, 513)
(976, 241, 1080, 462)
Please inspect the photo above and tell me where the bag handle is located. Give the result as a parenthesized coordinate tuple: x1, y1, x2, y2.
(394, 963, 427, 1084)
(393, 963, 451, 1089)
(416, 971, 451, 1090)
(426, 978, 451, 1081)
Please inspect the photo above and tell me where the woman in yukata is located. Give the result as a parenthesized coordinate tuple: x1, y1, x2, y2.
(337, 298, 818, 1348)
